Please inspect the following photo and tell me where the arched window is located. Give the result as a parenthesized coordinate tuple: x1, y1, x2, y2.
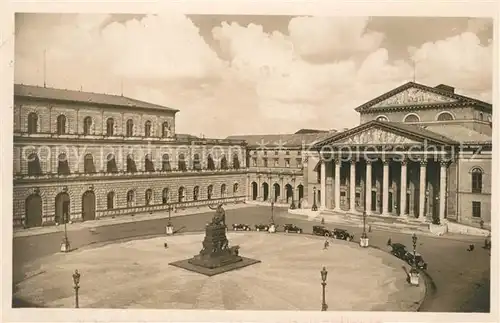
(207, 154, 215, 170)
(207, 185, 213, 200)
(162, 188, 169, 204)
(57, 153, 70, 175)
(193, 153, 201, 171)
(376, 115, 389, 122)
(232, 153, 240, 169)
(471, 167, 483, 193)
(144, 120, 152, 137)
(84, 154, 96, 173)
(221, 184, 227, 197)
(233, 183, 239, 194)
(107, 191, 115, 209)
(193, 186, 199, 201)
(220, 155, 228, 170)
(27, 153, 42, 176)
(27, 112, 38, 134)
(106, 154, 118, 173)
(403, 114, 420, 123)
(178, 186, 185, 202)
(126, 119, 134, 137)
(479, 112, 484, 121)
(126, 190, 135, 207)
(162, 121, 171, 137)
(83, 116, 92, 135)
(127, 154, 137, 173)
(57, 115, 67, 135)
(145, 189, 153, 205)
(106, 118, 114, 136)
(162, 154, 171, 171)
(437, 112, 454, 121)
(178, 153, 187, 171)
(144, 154, 155, 172)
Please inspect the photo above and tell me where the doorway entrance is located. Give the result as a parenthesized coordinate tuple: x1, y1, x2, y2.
(82, 191, 96, 221)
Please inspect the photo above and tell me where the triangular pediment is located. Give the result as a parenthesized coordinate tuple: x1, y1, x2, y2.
(333, 126, 420, 145)
(314, 120, 455, 148)
(355, 82, 467, 112)
(370, 86, 458, 108)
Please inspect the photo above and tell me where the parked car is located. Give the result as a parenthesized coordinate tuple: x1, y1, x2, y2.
(405, 252, 428, 270)
(313, 225, 333, 237)
(254, 224, 270, 232)
(390, 243, 409, 260)
(283, 224, 303, 233)
(332, 228, 354, 241)
(232, 223, 251, 231)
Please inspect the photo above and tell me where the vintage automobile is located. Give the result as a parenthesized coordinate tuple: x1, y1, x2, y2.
(405, 252, 428, 270)
(390, 243, 410, 260)
(332, 228, 354, 241)
(232, 223, 251, 231)
(283, 224, 303, 234)
(254, 224, 270, 232)
(312, 225, 333, 237)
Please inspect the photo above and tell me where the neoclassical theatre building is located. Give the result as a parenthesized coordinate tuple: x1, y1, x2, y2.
(305, 82, 492, 227)
(13, 84, 248, 228)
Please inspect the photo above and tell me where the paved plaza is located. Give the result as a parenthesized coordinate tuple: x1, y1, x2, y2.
(14, 232, 425, 311)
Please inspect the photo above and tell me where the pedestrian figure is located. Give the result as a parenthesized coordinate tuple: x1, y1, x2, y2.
(321, 217, 325, 225)
(387, 238, 392, 246)
(467, 244, 474, 252)
(164, 242, 168, 249)
(368, 225, 372, 233)
(323, 239, 329, 250)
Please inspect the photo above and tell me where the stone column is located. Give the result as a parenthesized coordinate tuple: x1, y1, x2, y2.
(349, 160, 356, 212)
(320, 160, 326, 209)
(400, 159, 408, 216)
(382, 159, 390, 215)
(439, 161, 447, 222)
(365, 160, 372, 214)
(419, 160, 427, 221)
(334, 160, 341, 211)
(257, 175, 262, 200)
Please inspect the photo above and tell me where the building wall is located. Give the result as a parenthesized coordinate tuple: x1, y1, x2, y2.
(14, 98, 177, 137)
(14, 172, 247, 227)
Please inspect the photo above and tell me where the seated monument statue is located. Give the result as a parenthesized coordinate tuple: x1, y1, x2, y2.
(208, 203, 226, 226)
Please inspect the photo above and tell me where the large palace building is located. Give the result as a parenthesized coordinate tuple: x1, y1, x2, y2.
(13, 84, 248, 228)
(13, 81, 492, 229)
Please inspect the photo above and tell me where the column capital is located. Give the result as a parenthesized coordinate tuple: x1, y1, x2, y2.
(419, 159, 428, 167)
(382, 158, 390, 166)
(350, 159, 357, 165)
(365, 159, 372, 165)
(439, 160, 449, 167)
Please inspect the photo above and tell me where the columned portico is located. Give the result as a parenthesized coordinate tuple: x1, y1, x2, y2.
(349, 161, 356, 212)
(419, 160, 427, 222)
(334, 160, 341, 211)
(365, 161, 372, 215)
(400, 160, 408, 216)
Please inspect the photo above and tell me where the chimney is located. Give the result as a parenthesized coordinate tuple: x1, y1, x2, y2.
(435, 84, 455, 93)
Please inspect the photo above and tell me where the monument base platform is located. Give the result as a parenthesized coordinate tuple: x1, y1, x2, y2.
(169, 257, 261, 276)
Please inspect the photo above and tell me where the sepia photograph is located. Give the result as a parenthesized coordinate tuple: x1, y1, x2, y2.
(3, 2, 498, 322)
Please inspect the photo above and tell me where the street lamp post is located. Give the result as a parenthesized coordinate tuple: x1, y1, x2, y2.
(409, 233, 420, 286)
(60, 212, 71, 252)
(72, 270, 81, 308)
(360, 205, 369, 248)
(320, 266, 328, 311)
(270, 201, 275, 224)
(166, 203, 174, 235)
(312, 186, 318, 211)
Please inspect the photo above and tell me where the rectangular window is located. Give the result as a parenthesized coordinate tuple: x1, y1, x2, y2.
(252, 157, 257, 167)
(263, 158, 268, 167)
(274, 158, 279, 167)
(285, 150, 290, 155)
(472, 173, 482, 193)
(472, 201, 481, 218)
(296, 158, 302, 168)
(285, 158, 290, 167)
(274, 151, 279, 155)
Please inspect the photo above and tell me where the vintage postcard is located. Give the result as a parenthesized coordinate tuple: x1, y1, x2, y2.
(2, 1, 498, 323)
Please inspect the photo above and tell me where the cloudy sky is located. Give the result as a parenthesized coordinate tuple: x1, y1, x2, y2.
(15, 14, 493, 138)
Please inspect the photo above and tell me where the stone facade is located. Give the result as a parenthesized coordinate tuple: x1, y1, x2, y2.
(14, 85, 247, 228)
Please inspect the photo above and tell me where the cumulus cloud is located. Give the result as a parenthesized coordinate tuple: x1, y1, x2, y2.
(15, 14, 493, 137)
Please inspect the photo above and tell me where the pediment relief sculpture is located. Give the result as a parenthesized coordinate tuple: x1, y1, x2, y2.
(336, 128, 419, 145)
(371, 87, 456, 108)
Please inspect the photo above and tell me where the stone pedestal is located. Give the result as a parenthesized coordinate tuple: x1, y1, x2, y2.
(359, 237, 369, 248)
(166, 224, 174, 235)
(409, 270, 420, 286)
(169, 221, 260, 276)
(60, 238, 70, 253)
